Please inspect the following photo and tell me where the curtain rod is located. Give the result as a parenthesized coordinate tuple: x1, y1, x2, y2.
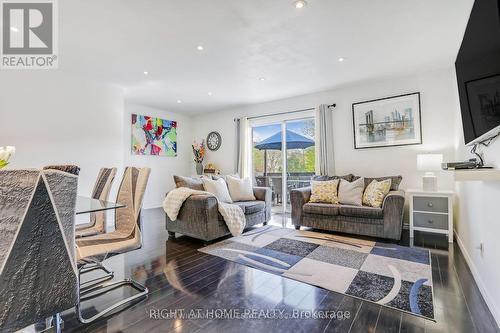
(234, 103, 336, 122)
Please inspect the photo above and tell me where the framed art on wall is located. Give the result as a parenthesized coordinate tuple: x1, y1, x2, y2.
(352, 92, 422, 149)
(131, 114, 177, 156)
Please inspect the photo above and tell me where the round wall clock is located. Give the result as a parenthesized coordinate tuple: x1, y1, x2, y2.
(206, 131, 222, 151)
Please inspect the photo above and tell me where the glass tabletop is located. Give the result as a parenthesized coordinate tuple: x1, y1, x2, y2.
(76, 196, 126, 215)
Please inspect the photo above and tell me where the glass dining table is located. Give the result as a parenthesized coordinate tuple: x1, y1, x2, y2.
(76, 196, 125, 215)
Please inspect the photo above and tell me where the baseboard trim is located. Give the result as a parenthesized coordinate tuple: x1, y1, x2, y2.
(454, 230, 500, 328)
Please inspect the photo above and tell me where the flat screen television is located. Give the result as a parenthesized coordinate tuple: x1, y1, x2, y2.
(455, 0, 500, 145)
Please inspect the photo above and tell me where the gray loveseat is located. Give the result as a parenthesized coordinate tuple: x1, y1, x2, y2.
(166, 175, 272, 242)
(291, 175, 405, 240)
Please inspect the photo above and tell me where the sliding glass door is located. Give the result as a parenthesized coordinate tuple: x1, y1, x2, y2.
(252, 123, 284, 215)
(285, 118, 316, 211)
(250, 113, 315, 224)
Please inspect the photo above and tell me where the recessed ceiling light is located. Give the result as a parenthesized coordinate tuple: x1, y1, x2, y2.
(10, 27, 19, 32)
(338, 57, 345, 62)
(294, 0, 307, 9)
(207, 92, 213, 96)
(197, 45, 204, 51)
(177, 100, 182, 104)
(259, 77, 266, 81)
(143, 71, 149, 75)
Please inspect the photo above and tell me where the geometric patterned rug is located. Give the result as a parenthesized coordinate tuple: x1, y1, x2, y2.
(199, 226, 435, 320)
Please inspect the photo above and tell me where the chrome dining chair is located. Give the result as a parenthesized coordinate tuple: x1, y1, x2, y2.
(75, 167, 151, 324)
(76, 167, 117, 237)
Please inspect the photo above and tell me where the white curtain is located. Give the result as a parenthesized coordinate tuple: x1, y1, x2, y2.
(236, 117, 251, 178)
(314, 104, 334, 175)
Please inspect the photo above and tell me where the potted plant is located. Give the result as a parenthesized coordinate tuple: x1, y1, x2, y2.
(192, 140, 205, 175)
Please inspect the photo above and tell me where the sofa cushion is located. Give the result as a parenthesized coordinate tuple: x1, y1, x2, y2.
(235, 201, 265, 214)
(173, 175, 204, 191)
(212, 174, 240, 182)
(202, 178, 233, 203)
(338, 178, 364, 206)
(303, 203, 340, 215)
(363, 179, 392, 208)
(339, 205, 384, 219)
(310, 179, 340, 204)
(361, 176, 402, 191)
(226, 175, 256, 201)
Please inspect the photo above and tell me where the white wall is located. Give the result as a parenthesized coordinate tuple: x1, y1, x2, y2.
(452, 71, 500, 326)
(192, 67, 458, 195)
(124, 104, 192, 208)
(0, 71, 124, 199)
(0, 72, 192, 211)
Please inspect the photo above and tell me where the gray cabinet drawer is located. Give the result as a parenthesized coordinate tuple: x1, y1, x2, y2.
(413, 212, 448, 230)
(413, 196, 448, 213)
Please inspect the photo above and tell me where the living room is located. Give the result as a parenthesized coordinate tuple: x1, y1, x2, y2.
(1, 0, 499, 332)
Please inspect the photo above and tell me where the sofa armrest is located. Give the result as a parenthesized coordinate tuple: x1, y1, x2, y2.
(382, 190, 405, 240)
(253, 186, 271, 201)
(253, 186, 272, 221)
(290, 187, 311, 226)
(168, 193, 219, 222)
(165, 192, 221, 240)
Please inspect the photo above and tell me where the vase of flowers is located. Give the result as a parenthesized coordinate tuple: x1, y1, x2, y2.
(192, 140, 205, 175)
(0, 146, 15, 169)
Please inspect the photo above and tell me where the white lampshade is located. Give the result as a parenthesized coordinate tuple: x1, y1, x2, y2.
(417, 154, 443, 172)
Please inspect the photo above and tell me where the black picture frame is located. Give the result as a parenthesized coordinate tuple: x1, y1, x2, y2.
(352, 92, 422, 149)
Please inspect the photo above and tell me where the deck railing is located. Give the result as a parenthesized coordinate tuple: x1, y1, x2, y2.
(254, 172, 314, 205)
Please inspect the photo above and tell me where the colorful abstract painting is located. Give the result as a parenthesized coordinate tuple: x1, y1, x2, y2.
(131, 114, 177, 156)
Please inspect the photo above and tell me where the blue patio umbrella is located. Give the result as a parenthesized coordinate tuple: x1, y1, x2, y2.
(254, 129, 314, 175)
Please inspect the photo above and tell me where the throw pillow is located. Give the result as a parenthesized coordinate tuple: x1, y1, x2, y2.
(338, 177, 364, 206)
(173, 175, 204, 191)
(226, 175, 256, 201)
(363, 176, 402, 191)
(212, 173, 240, 182)
(362, 179, 392, 208)
(202, 178, 233, 203)
(309, 179, 340, 204)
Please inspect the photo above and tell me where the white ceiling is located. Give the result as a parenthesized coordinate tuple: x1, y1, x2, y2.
(60, 0, 473, 114)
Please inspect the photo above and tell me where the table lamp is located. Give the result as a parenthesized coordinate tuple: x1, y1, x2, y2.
(417, 153, 443, 191)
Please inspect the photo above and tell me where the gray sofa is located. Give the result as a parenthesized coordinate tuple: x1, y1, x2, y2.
(165, 176, 272, 242)
(291, 175, 405, 240)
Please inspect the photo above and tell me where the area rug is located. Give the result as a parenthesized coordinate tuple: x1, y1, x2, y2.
(199, 226, 435, 320)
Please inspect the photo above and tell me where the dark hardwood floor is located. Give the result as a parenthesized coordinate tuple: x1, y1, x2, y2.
(62, 208, 500, 333)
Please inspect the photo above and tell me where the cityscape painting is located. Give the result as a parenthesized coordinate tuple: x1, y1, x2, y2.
(352, 92, 422, 149)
